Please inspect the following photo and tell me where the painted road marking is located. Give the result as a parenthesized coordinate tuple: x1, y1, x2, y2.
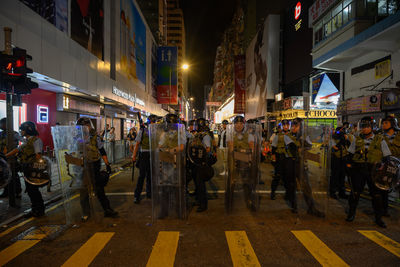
(0, 171, 122, 238)
(146, 231, 180, 267)
(225, 231, 261, 267)
(61, 232, 115, 267)
(359, 230, 400, 258)
(0, 226, 56, 266)
(292, 230, 349, 267)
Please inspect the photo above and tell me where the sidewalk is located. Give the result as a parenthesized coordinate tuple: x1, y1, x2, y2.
(0, 158, 132, 225)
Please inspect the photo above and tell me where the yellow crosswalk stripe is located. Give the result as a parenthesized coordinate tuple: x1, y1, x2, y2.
(358, 230, 400, 258)
(61, 232, 114, 267)
(0, 226, 54, 266)
(225, 231, 261, 267)
(146, 231, 180, 267)
(292, 230, 349, 267)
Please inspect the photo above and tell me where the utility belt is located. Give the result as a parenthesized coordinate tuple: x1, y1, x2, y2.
(233, 149, 252, 163)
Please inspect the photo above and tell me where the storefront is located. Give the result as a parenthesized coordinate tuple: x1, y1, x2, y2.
(275, 109, 338, 127)
(340, 93, 383, 125)
(214, 94, 242, 123)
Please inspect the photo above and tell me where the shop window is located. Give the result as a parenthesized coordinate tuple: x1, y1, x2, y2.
(388, 0, 398, 14)
(378, 0, 388, 14)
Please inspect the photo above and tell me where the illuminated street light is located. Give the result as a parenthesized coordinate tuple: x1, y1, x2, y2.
(182, 63, 189, 70)
(189, 97, 194, 101)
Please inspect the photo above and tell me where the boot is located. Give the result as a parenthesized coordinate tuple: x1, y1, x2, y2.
(375, 216, 387, 228)
(104, 208, 118, 218)
(346, 192, 359, 222)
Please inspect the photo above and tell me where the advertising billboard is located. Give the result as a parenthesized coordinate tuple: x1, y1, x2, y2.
(245, 15, 280, 119)
(157, 47, 178, 105)
(234, 55, 246, 114)
(71, 0, 104, 60)
(120, 0, 147, 89)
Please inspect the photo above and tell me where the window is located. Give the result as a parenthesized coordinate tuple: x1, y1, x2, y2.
(378, 0, 388, 14)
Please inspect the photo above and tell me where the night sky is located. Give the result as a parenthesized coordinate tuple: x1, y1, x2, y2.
(181, 0, 291, 112)
(181, 0, 236, 111)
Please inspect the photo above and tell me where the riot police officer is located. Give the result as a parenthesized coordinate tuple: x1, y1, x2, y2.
(192, 118, 212, 212)
(76, 117, 118, 220)
(330, 126, 350, 199)
(132, 114, 157, 204)
(270, 119, 290, 200)
(285, 118, 324, 217)
(218, 120, 229, 175)
(380, 115, 400, 216)
(346, 116, 390, 228)
(0, 117, 22, 198)
(6, 121, 45, 217)
(226, 116, 258, 211)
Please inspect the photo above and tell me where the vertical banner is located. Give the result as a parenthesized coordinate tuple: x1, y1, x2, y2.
(157, 47, 178, 105)
(312, 74, 324, 104)
(71, 0, 104, 60)
(234, 55, 246, 114)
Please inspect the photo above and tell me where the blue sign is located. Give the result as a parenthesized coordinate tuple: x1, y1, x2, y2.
(157, 47, 178, 104)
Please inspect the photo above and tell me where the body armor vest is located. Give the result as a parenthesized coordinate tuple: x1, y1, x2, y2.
(276, 133, 286, 154)
(141, 129, 150, 150)
(286, 133, 300, 158)
(332, 138, 348, 158)
(19, 136, 38, 164)
(352, 135, 383, 164)
(87, 134, 101, 162)
(233, 131, 250, 151)
(383, 132, 400, 158)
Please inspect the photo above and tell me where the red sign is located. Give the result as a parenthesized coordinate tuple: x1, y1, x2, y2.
(308, 0, 337, 26)
(157, 85, 178, 105)
(295, 2, 301, 20)
(234, 55, 246, 114)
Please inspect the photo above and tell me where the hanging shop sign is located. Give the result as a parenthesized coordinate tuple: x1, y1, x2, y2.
(294, 2, 302, 31)
(56, 94, 101, 115)
(157, 46, 178, 105)
(234, 55, 246, 114)
(382, 89, 400, 110)
(346, 94, 381, 114)
(375, 59, 391, 80)
(278, 109, 336, 120)
(283, 98, 292, 110)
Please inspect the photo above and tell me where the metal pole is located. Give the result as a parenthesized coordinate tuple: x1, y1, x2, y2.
(4, 27, 17, 207)
(169, 67, 171, 107)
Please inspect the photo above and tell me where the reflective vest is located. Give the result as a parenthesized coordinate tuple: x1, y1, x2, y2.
(383, 132, 400, 158)
(276, 133, 286, 154)
(140, 129, 150, 150)
(19, 136, 38, 164)
(352, 135, 383, 164)
(87, 134, 101, 162)
(233, 132, 250, 151)
(332, 137, 348, 159)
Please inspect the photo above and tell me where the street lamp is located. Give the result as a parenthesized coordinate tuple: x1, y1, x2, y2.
(182, 63, 189, 70)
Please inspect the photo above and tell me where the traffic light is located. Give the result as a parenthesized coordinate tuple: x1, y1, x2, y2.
(0, 48, 37, 94)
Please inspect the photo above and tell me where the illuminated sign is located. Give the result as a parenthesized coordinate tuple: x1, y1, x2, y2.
(278, 109, 337, 119)
(295, 2, 301, 20)
(63, 95, 69, 109)
(294, 2, 302, 31)
(112, 86, 145, 107)
(37, 105, 49, 123)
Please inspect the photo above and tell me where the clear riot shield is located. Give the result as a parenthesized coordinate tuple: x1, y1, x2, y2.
(225, 123, 261, 213)
(298, 122, 331, 218)
(52, 125, 90, 224)
(149, 123, 186, 221)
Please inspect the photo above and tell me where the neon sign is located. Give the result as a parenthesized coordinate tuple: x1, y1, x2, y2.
(295, 2, 301, 20)
(37, 105, 49, 124)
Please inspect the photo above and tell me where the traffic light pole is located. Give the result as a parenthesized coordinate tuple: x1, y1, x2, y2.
(4, 27, 17, 207)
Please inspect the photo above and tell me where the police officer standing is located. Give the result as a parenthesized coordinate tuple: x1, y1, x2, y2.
(346, 116, 390, 228)
(192, 118, 212, 212)
(330, 126, 350, 199)
(132, 115, 157, 204)
(380, 115, 400, 217)
(76, 117, 117, 220)
(284, 118, 324, 217)
(6, 122, 45, 217)
(270, 119, 290, 200)
(0, 117, 22, 198)
(218, 120, 228, 175)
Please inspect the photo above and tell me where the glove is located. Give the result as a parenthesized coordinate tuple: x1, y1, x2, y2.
(106, 164, 112, 174)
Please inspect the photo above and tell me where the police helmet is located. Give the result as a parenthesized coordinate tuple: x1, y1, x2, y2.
(382, 115, 399, 131)
(76, 117, 94, 128)
(233, 116, 245, 124)
(359, 116, 376, 129)
(147, 115, 158, 124)
(23, 157, 50, 186)
(165, 113, 179, 124)
(19, 121, 39, 136)
(279, 119, 290, 130)
(222, 120, 229, 125)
